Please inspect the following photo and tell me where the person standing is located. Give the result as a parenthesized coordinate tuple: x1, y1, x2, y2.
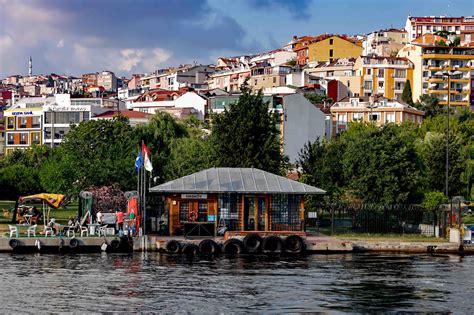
(116, 210, 124, 234)
(97, 210, 104, 224)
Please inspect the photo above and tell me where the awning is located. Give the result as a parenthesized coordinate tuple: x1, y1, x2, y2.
(20, 193, 67, 209)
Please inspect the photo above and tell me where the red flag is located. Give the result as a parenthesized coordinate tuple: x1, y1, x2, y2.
(142, 143, 153, 172)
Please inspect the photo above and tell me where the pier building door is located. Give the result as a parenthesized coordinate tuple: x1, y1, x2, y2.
(243, 196, 255, 231)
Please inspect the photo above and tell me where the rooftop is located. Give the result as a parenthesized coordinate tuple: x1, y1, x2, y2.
(150, 167, 325, 195)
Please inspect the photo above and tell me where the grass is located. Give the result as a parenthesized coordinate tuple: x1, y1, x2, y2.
(0, 200, 79, 237)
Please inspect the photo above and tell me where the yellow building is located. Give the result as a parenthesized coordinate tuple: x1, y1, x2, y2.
(308, 35, 363, 63)
(354, 56, 414, 99)
(330, 96, 425, 136)
(398, 44, 472, 107)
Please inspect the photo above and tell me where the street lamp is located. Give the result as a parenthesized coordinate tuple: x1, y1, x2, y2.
(433, 70, 462, 203)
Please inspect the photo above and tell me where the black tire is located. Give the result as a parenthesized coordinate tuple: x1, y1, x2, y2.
(9, 239, 20, 249)
(222, 238, 245, 255)
(199, 239, 219, 255)
(182, 243, 198, 256)
(285, 235, 305, 254)
(165, 240, 181, 254)
(262, 236, 283, 255)
(110, 239, 120, 250)
(243, 233, 262, 253)
(69, 238, 80, 249)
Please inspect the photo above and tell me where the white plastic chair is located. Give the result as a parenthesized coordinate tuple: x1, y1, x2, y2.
(27, 224, 37, 237)
(9, 225, 18, 238)
(98, 225, 108, 237)
(80, 226, 89, 237)
(44, 226, 54, 237)
(66, 226, 76, 238)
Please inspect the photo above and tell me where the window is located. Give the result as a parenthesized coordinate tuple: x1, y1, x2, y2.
(352, 112, 364, 121)
(377, 69, 384, 78)
(329, 38, 334, 45)
(273, 77, 276, 84)
(20, 133, 27, 145)
(367, 69, 372, 75)
(369, 112, 381, 121)
(337, 114, 347, 123)
(254, 79, 257, 85)
(378, 81, 384, 89)
(7, 117, 15, 129)
(327, 71, 334, 76)
(7, 133, 14, 145)
(31, 132, 40, 144)
(32, 116, 40, 128)
(364, 81, 373, 90)
(18, 117, 27, 128)
(179, 202, 189, 223)
(422, 71, 429, 78)
(329, 49, 333, 57)
(386, 113, 395, 123)
(198, 202, 208, 222)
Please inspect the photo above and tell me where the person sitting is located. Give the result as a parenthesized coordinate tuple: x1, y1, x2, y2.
(47, 218, 57, 235)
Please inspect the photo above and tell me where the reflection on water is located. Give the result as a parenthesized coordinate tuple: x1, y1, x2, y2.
(0, 252, 471, 313)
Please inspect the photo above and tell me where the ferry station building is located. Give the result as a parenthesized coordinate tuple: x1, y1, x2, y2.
(148, 167, 325, 236)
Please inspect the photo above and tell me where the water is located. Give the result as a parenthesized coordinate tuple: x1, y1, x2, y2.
(0, 252, 473, 313)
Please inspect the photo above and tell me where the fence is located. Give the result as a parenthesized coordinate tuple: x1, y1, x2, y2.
(306, 203, 437, 235)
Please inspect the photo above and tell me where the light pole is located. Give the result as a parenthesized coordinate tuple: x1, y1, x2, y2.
(434, 70, 462, 209)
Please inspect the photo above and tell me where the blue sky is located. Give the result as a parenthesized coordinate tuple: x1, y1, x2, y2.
(0, 0, 472, 78)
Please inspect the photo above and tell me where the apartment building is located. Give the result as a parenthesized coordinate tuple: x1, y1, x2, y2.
(307, 35, 363, 63)
(208, 93, 326, 162)
(82, 73, 98, 86)
(97, 71, 118, 92)
(364, 28, 409, 56)
(398, 44, 473, 106)
(405, 16, 474, 44)
(330, 96, 425, 135)
(354, 56, 414, 99)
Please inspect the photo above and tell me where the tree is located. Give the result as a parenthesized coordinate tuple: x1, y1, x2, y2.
(210, 86, 282, 173)
(135, 111, 188, 183)
(341, 123, 420, 204)
(0, 145, 50, 199)
(414, 94, 443, 117)
(165, 137, 214, 180)
(402, 79, 413, 105)
(304, 93, 333, 105)
(417, 132, 464, 197)
(40, 116, 138, 196)
(422, 191, 447, 212)
(451, 36, 461, 47)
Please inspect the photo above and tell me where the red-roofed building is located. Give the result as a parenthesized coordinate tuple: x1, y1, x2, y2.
(92, 110, 152, 126)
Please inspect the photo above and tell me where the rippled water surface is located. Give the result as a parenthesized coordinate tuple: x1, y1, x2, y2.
(0, 252, 473, 313)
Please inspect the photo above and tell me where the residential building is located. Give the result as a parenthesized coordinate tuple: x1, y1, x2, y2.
(250, 49, 296, 67)
(405, 16, 474, 42)
(354, 55, 414, 99)
(304, 58, 361, 101)
(2, 75, 21, 85)
(307, 35, 363, 63)
(82, 73, 98, 86)
(398, 44, 473, 106)
(165, 65, 215, 91)
(97, 71, 118, 92)
(208, 93, 326, 162)
(364, 28, 408, 56)
(92, 110, 152, 126)
(131, 89, 207, 120)
(330, 96, 425, 135)
(249, 63, 302, 91)
(22, 84, 40, 96)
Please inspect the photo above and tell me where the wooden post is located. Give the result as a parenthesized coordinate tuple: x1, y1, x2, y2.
(265, 195, 269, 232)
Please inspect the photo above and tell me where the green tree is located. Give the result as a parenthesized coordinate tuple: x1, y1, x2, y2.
(210, 87, 282, 173)
(165, 137, 214, 179)
(451, 36, 461, 47)
(417, 131, 464, 197)
(341, 123, 420, 204)
(422, 191, 447, 212)
(414, 94, 443, 117)
(135, 111, 188, 183)
(304, 93, 333, 105)
(0, 145, 50, 199)
(39, 116, 138, 195)
(402, 79, 414, 105)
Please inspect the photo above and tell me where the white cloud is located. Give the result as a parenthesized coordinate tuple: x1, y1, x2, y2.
(56, 39, 64, 48)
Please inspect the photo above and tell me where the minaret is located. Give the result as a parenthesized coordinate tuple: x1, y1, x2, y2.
(29, 56, 32, 76)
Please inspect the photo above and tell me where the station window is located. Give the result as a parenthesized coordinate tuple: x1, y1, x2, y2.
(7, 117, 15, 129)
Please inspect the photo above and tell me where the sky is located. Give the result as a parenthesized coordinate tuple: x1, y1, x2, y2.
(0, 0, 472, 78)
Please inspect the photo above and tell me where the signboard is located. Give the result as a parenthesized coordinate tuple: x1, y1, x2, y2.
(181, 193, 207, 200)
(44, 105, 90, 112)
